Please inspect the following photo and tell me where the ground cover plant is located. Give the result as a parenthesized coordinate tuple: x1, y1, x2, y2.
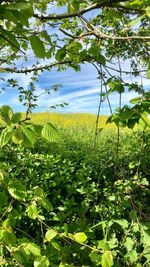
(0, 108, 150, 267)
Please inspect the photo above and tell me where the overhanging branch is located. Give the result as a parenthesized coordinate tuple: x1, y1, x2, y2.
(34, 0, 132, 21)
(0, 60, 73, 74)
(79, 15, 150, 41)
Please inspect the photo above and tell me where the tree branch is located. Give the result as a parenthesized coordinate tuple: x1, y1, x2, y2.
(34, 0, 130, 21)
(79, 15, 150, 41)
(0, 60, 74, 74)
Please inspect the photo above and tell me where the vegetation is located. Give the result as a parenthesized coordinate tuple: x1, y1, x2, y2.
(0, 0, 150, 266)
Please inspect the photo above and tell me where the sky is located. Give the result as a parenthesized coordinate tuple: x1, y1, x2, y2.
(0, 4, 149, 115)
(0, 60, 149, 115)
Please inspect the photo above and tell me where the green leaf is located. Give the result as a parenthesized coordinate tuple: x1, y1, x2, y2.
(0, 127, 13, 147)
(147, 68, 150, 79)
(130, 97, 141, 104)
(0, 105, 13, 123)
(11, 112, 22, 124)
(98, 240, 110, 250)
(6, 3, 32, 10)
(30, 35, 46, 58)
(34, 256, 50, 267)
(25, 243, 41, 256)
(125, 250, 138, 264)
(90, 250, 101, 263)
(26, 203, 39, 220)
(51, 241, 61, 251)
(8, 179, 27, 200)
(112, 219, 128, 230)
(128, 15, 144, 26)
(141, 230, 150, 247)
(97, 54, 106, 65)
(55, 49, 66, 61)
(0, 226, 17, 245)
(44, 229, 57, 242)
(12, 128, 24, 144)
(74, 232, 87, 243)
(41, 123, 59, 142)
(124, 237, 135, 252)
(0, 191, 8, 207)
(108, 80, 124, 93)
(101, 251, 114, 267)
(139, 112, 150, 129)
(21, 125, 36, 145)
(39, 198, 53, 212)
(1, 28, 20, 52)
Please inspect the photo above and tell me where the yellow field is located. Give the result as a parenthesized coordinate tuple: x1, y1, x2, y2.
(29, 112, 115, 129)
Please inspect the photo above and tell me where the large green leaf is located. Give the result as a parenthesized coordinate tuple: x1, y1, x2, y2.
(26, 203, 39, 220)
(30, 35, 46, 58)
(12, 128, 24, 144)
(44, 229, 57, 242)
(101, 251, 114, 267)
(21, 125, 36, 145)
(0, 105, 13, 123)
(0, 127, 13, 148)
(34, 256, 50, 267)
(8, 179, 27, 200)
(74, 232, 87, 243)
(0, 226, 17, 245)
(41, 123, 59, 142)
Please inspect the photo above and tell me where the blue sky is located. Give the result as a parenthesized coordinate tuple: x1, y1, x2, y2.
(0, 61, 149, 115)
(0, 3, 149, 115)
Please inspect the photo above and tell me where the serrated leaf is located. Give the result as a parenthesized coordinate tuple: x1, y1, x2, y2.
(74, 232, 87, 243)
(25, 243, 41, 256)
(98, 240, 110, 250)
(21, 125, 36, 145)
(90, 250, 101, 263)
(45, 229, 57, 242)
(125, 250, 138, 264)
(34, 256, 50, 267)
(0, 127, 13, 147)
(41, 123, 59, 142)
(30, 35, 45, 58)
(101, 251, 113, 267)
(0, 226, 17, 245)
(124, 237, 135, 252)
(26, 203, 39, 219)
(0, 105, 13, 123)
(8, 179, 27, 200)
(12, 128, 24, 144)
